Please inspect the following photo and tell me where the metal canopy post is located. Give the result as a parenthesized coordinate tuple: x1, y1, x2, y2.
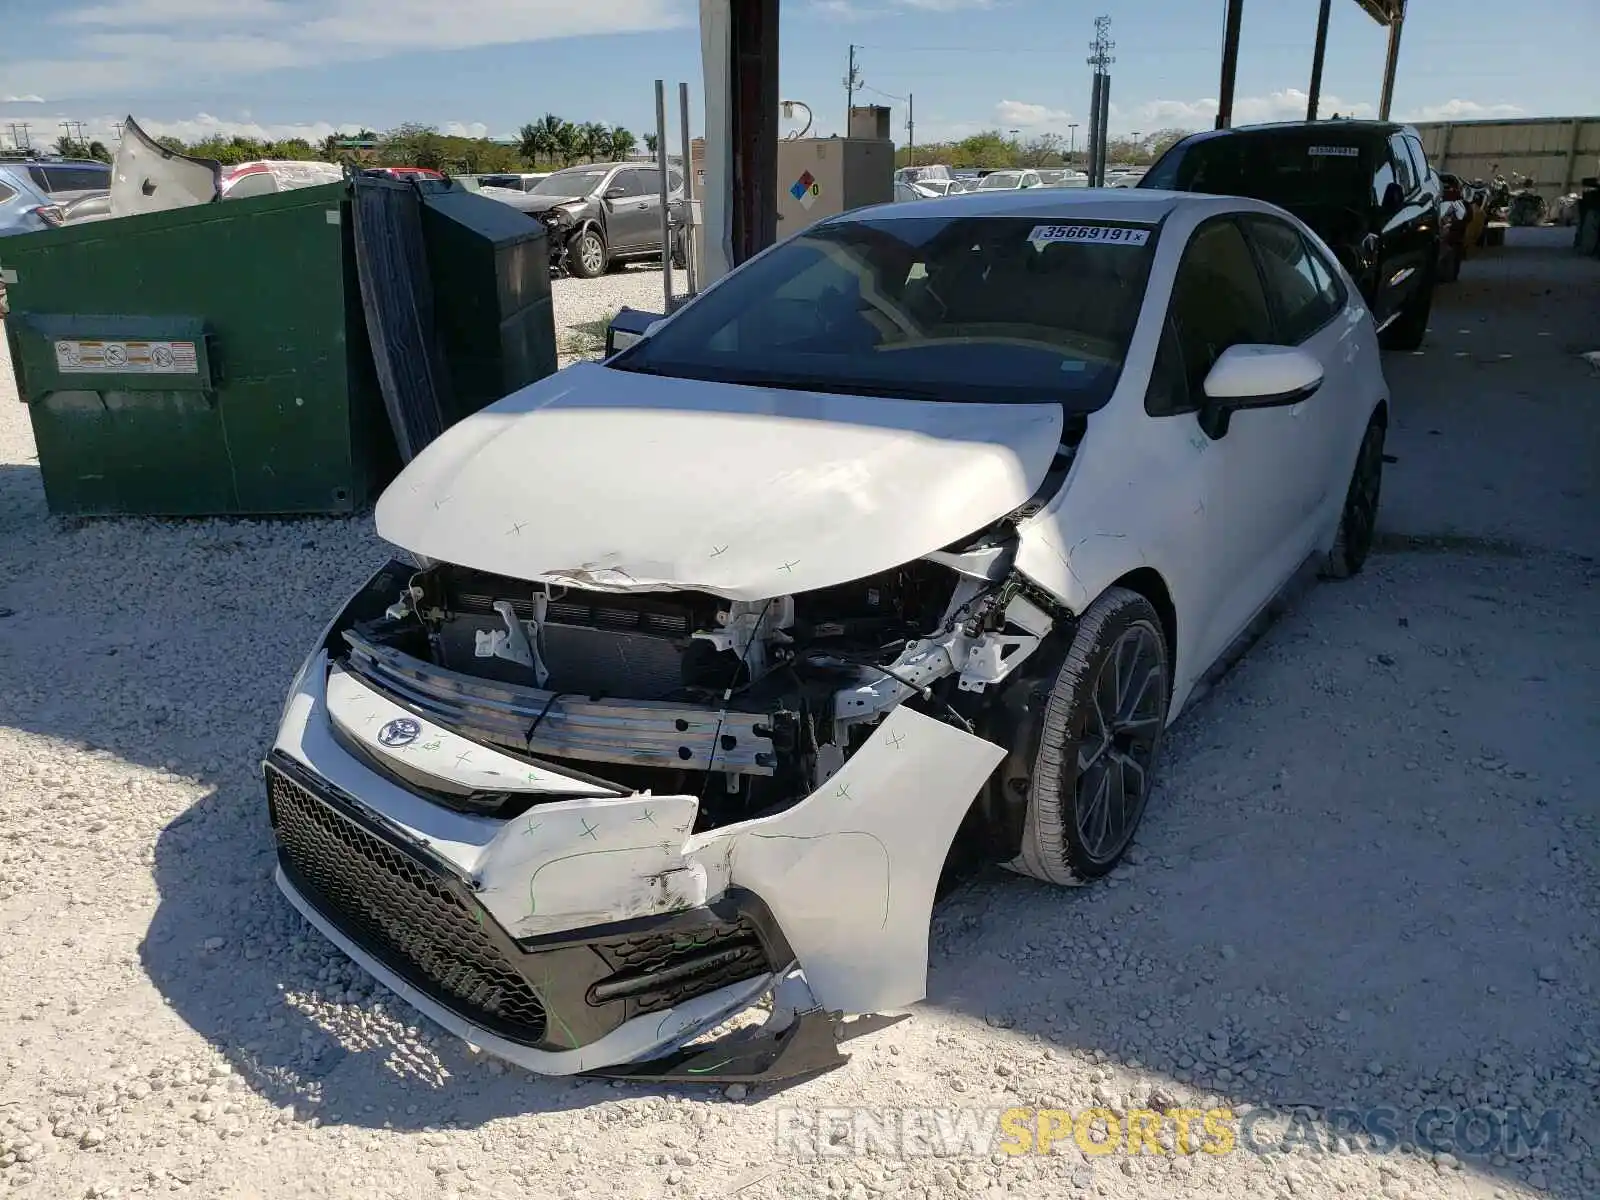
(1307, 0, 1332, 120)
(728, 0, 779, 266)
(1377, 0, 1406, 120)
(1216, 0, 1245, 129)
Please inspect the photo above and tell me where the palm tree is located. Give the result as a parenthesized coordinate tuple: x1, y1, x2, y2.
(608, 125, 637, 161)
(644, 132, 659, 156)
(578, 121, 609, 162)
(517, 122, 548, 166)
(551, 121, 581, 166)
(531, 113, 566, 166)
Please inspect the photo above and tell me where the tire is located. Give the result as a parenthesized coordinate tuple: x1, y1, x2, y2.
(1579, 211, 1600, 258)
(1322, 416, 1386, 580)
(1438, 243, 1461, 284)
(1379, 271, 1433, 352)
(568, 228, 607, 279)
(1012, 587, 1170, 886)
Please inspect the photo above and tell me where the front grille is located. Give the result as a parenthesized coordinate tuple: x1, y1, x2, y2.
(589, 918, 774, 1014)
(267, 763, 548, 1045)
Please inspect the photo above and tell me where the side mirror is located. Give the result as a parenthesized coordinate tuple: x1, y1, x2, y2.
(603, 186, 628, 201)
(605, 306, 666, 355)
(1201, 344, 1324, 421)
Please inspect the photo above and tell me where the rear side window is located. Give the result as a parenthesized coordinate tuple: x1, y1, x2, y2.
(1241, 215, 1343, 344)
(0, 179, 16, 204)
(1147, 218, 1274, 416)
(1404, 135, 1429, 185)
(1388, 135, 1416, 193)
(31, 165, 110, 193)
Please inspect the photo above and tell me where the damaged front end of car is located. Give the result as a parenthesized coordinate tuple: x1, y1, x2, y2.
(266, 373, 1086, 1082)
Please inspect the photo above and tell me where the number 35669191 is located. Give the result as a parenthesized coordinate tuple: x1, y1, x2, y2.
(1027, 224, 1151, 246)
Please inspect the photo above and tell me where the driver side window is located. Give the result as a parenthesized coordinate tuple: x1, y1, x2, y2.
(610, 170, 646, 198)
(1145, 219, 1274, 417)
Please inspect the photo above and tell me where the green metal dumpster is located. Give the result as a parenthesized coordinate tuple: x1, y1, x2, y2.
(3, 183, 393, 517)
(2, 179, 556, 518)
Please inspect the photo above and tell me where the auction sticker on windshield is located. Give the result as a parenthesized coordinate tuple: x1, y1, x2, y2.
(1307, 145, 1361, 157)
(1028, 224, 1150, 247)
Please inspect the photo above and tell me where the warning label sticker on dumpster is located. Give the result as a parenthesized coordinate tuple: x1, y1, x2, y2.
(54, 339, 199, 375)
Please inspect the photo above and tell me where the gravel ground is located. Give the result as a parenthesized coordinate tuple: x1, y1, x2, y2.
(0, 232, 1596, 1200)
(551, 264, 687, 366)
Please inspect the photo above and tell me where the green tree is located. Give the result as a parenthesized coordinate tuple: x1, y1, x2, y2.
(643, 131, 659, 156)
(528, 113, 567, 165)
(550, 121, 581, 166)
(269, 137, 316, 161)
(155, 135, 188, 154)
(608, 125, 637, 161)
(1018, 132, 1065, 168)
(87, 140, 112, 163)
(380, 123, 446, 169)
(950, 130, 1017, 169)
(575, 121, 607, 162)
(1146, 126, 1192, 160)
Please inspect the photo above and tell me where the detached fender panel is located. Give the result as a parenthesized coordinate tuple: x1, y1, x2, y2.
(701, 707, 1005, 1014)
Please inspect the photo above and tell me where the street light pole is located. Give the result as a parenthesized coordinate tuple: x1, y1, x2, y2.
(1069, 123, 1079, 163)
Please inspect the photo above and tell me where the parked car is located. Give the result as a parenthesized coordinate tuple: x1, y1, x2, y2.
(476, 172, 552, 193)
(1435, 173, 1471, 282)
(481, 161, 686, 277)
(0, 157, 111, 237)
(974, 169, 1043, 191)
(269, 187, 1390, 1081)
(1140, 120, 1441, 351)
(1576, 176, 1600, 257)
(362, 166, 446, 181)
(1041, 169, 1090, 188)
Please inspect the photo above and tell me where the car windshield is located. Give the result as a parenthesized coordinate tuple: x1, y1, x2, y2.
(978, 172, 1023, 190)
(1143, 132, 1373, 208)
(530, 168, 606, 196)
(609, 214, 1159, 409)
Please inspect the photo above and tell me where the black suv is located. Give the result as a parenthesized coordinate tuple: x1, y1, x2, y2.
(1139, 121, 1440, 351)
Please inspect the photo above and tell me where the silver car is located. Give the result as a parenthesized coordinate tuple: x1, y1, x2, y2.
(0, 158, 112, 237)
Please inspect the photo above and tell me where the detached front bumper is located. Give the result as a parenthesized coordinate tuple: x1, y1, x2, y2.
(266, 650, 1004, 1075)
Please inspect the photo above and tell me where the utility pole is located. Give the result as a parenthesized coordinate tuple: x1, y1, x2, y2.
(843, 44, 863, 135)
(7, 123, 33, 152)
(906, 92, 915, 166)
(1086, 15, 1114, 186)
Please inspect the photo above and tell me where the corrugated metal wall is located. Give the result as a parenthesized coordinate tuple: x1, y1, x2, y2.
(1412, 117, 1600, 201)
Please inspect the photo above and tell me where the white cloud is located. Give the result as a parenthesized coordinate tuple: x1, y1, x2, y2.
(8, 0, 685, 97)
(69, 112, 373, 147)
(1108, 89, 1376, 134)
(808, 0, 875, 20)
(2, 94, 47, 103)
(995, 100, 1073, 129)
(1403, 99, 1524, 122)
(441, 121, 491, 139)
(893, 0, 994, 9)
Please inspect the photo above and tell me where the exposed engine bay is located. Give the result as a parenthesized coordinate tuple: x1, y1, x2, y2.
(336, 537, 1062, 832)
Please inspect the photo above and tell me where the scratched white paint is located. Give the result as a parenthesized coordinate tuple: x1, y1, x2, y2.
(373, 361, 1064, 602)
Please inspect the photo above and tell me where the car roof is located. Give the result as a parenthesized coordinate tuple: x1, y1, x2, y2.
(0, 157, 109, 168)
(847, 186, 1199, 223)
(1169, 119, 1415, 148)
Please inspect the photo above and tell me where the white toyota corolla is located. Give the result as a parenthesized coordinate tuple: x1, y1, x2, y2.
(266, 188, 1390, 1083)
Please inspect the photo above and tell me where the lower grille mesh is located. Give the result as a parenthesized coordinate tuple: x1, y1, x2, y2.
(268, 765, 548, 1045)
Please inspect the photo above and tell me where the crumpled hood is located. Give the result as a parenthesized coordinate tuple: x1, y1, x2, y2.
(509, 194, 586, 216)
(374, 362, 1065, 600)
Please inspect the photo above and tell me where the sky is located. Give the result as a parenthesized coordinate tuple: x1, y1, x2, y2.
(1, 0, 1595, 152)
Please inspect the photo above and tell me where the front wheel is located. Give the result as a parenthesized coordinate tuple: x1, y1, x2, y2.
(1012, 587, 1170, 886)
(567, 229, 607, 279)
(1322, 416, 1386, 580)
